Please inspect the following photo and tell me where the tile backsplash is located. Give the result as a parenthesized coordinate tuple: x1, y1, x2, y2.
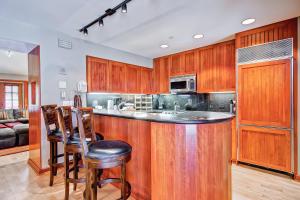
(87, 93, 235, 113)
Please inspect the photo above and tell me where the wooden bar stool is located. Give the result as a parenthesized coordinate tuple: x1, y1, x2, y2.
(76, 108, 132, 200)
(41, 104, 64, 186)
(56, 106, 84, 200)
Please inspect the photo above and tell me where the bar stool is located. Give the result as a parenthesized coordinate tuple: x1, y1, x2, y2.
(41, 104, 64, 186)
(56, 106, 85, 200)
(76, 108, 132, 200)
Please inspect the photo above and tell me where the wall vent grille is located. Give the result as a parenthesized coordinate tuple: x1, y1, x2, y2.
(237, 38, 293, 65)
(58, 38, 72, 49)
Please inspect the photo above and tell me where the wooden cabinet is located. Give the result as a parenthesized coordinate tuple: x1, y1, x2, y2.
(238, 59, 291, 128)
(170, 53, 184, 76)
(87, 56, 154, 94)
(170, 50, 198, 77)
(126, 64, 141, 94)
(231, 117, 237, 162)
(197, 40, 235, 93)
(239, 126, 291, 172)
(153, 57, 170, 94)
(86, 56, 109, 92)
(108, 61, 127, 93)
(184, 50, 198, 74)
(140, 67, 153, 94)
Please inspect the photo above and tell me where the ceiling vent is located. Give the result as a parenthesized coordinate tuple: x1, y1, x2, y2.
(58, 38, 72, 49)
(237, 38, 293, 65)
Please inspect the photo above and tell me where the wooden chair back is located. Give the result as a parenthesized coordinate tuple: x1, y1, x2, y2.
(41, 104, 59, 136)
(77, 107, 97, 143)
(76, 108, 90, 162)
(56, 106, 75, 145)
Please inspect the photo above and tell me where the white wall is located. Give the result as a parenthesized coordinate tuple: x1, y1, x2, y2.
(0, 17, 153, 168)
(0, 73, 27, 81)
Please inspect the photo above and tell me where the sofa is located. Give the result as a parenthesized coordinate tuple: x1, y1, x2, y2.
(0, 109, 29, 149)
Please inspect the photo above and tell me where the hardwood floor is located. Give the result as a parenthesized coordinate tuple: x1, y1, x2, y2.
(0, 153, 300, 200)
(232, 164, 300, 200)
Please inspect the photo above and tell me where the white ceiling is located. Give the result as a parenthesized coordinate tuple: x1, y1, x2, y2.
(0, 49, 28, 76)
(0, 0, 299, 58)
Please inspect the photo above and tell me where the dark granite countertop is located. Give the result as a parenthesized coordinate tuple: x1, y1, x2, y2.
(93, 109, 235, 124)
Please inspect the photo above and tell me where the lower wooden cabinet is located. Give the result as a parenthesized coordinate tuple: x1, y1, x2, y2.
(239, 126, 291, 172)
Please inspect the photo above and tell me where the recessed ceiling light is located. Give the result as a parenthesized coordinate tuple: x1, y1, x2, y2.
(193, 34, 204, 39)
(160, 44, 169, 49)
(242, 18, 256, 25)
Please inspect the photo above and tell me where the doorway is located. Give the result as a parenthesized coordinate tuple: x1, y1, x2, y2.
(0, 38, 40, 169)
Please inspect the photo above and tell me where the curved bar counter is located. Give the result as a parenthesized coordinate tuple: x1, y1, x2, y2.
(93, 109, 234, 200)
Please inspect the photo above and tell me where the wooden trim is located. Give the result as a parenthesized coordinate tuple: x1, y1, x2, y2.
(0, 145, 29, 156)
(294, 175, 300, 182)
(27, 158, 49, 175)
(155, 39, 235, 59)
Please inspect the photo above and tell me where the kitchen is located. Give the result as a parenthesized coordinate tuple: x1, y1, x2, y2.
(0, 1, 299, 200)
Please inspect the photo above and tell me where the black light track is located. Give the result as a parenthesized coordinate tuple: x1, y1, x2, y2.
(79, 0, 132, 34)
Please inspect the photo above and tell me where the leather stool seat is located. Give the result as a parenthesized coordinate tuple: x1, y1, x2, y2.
(48, 130, 63, 142)
(87, 140, 132, 160)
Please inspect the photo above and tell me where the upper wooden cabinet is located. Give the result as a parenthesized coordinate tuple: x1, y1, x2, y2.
(238, 59, 291, 128)
(197, 40, 235, 93)
(126, 64, 141, 94)
(236, 18, 298, 49)
(183, 50, 198, 75)
(169, 51, 198, 77)
(140, 67, 153, 94)
(153, 57, 170, 94)
(109, 61, 127, 93)
(86, 56, 109, 92)
(170, 53, 184, 76)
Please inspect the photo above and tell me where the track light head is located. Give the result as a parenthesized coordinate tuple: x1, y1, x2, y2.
(99, 19, 104, 27)
(83, 28, 88, 35)
(121, 4, 127, 13)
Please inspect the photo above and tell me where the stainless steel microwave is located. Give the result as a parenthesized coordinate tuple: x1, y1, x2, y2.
(170, 75, 196, 93)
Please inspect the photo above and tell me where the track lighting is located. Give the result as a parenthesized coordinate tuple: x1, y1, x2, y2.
(83, 28, 88, 35)
(99, 19, 104, 27)
(79, 0, 132, 35)
(121, 4, 127, 13)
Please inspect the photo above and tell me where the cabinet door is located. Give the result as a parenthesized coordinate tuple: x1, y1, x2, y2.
(126, 64, 141, 94)
(238, 59, 291, 128)
(152, 57, 170, 94)
(239, 126, 291, 172)
(183, 50, 197, 75)
(197, 41, 235, 93)
(170, 53, 184, 76)
(86, 56, 109, 92)
(140, 67, 153, 94)
(109, 61, 127, 93)
(159, 57, 170, 93)
(197, 47, 215, 92)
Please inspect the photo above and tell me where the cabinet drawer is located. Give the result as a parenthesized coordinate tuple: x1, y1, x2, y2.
(239, 126, 291, 172)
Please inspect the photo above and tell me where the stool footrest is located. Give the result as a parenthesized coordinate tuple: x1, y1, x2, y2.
(97, 178, 131, 200)
(69, 177, 85, 184)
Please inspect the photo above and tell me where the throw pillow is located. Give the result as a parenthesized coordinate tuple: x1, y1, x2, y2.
(13, 109, 23, 119)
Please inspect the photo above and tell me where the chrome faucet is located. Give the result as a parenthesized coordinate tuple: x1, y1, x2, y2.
(174, 101, 180, 111)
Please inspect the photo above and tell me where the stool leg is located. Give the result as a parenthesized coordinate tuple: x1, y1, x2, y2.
(53, 142, 58, 175)
(92, 168, 98, 200)
(121, 160, 126, 200)
(85, 166, 91, 200)
(73, 153, 78, 191)
(64, 152, 70, 200)
(49, 141, 54, 186)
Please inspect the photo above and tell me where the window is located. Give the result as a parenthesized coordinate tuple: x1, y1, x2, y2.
(5, 85, 19, 109)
